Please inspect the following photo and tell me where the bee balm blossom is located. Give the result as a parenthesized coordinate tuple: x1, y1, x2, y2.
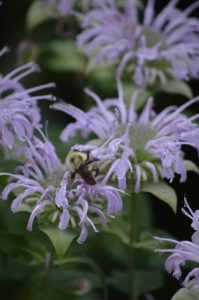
(155, 200, 199, 290)
(77, 0, 199, 86)
(0, 48, 55, 157)
(52, 81, 199, 192)
(0, 132, 122, 243)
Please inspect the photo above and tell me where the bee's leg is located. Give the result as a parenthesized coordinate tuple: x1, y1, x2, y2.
(85, 149, 99, 165)
(92, 167, 99, 177)
(86, 158, 99, 165)
(86, 151, 90, 161)
(71, 171, 76, 179)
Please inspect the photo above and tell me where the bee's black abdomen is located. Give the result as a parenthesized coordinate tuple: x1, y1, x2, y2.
(77, 165, 96, 185)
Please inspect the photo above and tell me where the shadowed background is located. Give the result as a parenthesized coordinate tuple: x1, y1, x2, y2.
(0, 0, 199, 299)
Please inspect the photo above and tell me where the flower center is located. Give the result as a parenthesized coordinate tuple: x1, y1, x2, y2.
(141, 26, 166, 48)
(128, 123, 156, 162)
(45, 171, 63, 188)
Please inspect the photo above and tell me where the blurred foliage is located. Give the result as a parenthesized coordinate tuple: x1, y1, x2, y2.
(141, 181, 177, 213)
(1, 0, 199, 299)
(26, 0, 55, 31)
(38, 40, 86, 73)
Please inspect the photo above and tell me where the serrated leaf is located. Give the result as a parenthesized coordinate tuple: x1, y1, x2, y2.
(39, 41, 86, 72)
(141, 181, 177, 213)
(184, 160, 199, 174)
(158, 81, 193, 98)
(171, 287, 199, 300)
(41, 226, 76, 258)
(26, 0, 54, 31)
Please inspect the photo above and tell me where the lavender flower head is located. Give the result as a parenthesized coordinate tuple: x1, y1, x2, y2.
(0, 47, 55, 158)
(155, 200, 199, 290)
(0, 131, 122, 243)
(77, 0, 199, 86)
(52, 80, 199, 192)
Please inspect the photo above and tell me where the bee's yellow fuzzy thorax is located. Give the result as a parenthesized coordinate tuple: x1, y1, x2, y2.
(66, 150, 87, 172)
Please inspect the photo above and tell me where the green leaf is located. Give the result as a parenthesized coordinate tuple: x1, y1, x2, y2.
(141, 180, 177, 213)
(39, 41, 86, 72)
(31, 268, 102, 300)
(41, 226, 76, 258)
(171, 287, 199, 300)
(0, 232, 46, 265)
(0, 158, 19, 173)
(109, 270, 163, 298)
(0, 158, 20, 187)
(184, 160, 199, 174)
(26, 0, 54, 31)
(158, 80, 193, 98)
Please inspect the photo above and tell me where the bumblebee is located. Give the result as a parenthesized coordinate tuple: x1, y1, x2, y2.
(66, 149, 99, 185)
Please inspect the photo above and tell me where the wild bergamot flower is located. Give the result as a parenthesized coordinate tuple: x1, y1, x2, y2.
(52, 80, 199, 192)
(77, 0, 199, 86)
(0, 47, 55, 158)
(1, 130, 122, 243)
(155, 200, 199, 290)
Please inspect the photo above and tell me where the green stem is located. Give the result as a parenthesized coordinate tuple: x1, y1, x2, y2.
(31, 251, 52, 299)
(128, 192, 137, 300)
